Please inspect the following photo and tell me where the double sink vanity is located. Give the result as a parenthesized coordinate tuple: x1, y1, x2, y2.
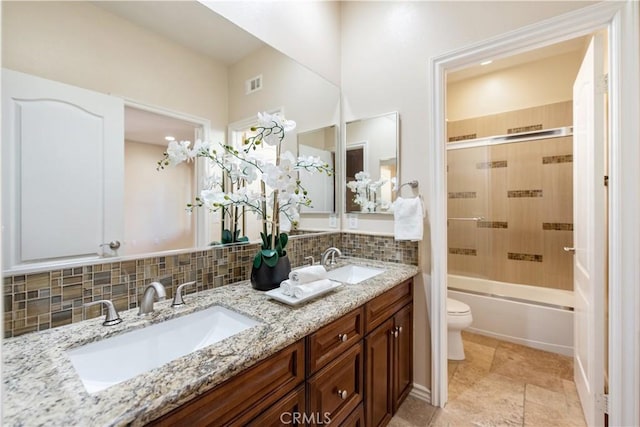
(3, 257, 418, 426)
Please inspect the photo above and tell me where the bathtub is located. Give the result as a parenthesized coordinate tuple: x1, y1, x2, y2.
(447, 274, 574, 357)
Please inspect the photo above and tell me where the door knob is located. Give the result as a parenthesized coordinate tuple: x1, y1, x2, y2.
(563, 247, 576, 253)
(100, 240, 121, 250)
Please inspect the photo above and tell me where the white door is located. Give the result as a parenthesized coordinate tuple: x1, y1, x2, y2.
(2, 69, 124, 268)
(572, 34, 606, 427)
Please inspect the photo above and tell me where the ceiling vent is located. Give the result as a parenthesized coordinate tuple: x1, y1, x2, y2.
(245, 75, 263, 95)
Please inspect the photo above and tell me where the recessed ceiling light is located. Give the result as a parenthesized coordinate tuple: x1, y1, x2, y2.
(480, 60, 493, 66)
(165, 136, 175, 141)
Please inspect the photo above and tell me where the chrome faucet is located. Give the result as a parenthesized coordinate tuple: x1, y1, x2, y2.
(84, 299, 122, 326)
(171, 281, 196, 307)
(321, 247, 342, 266)
(138, 281, 166, 315)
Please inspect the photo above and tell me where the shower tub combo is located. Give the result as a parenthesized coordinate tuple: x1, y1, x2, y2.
(448, 274, 574, 357)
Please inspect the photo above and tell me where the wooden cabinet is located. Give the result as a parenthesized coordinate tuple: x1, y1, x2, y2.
(147, 278, 414, 427)
(149, 340, 305, 426)
(365, 279, 414, 427)
(341, 404, 366, 427)
(245, 385, 306, 426)
(365, 317, 394, 427)
(307, 342, 363, 426)
(307, 307, 363, 375)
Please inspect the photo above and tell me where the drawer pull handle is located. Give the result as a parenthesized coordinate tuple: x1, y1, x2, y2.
(390, 329, 398, 338)
(337, 389, 348, 399)
(397, 326, 403, 334)
(338, 333, 348, 342)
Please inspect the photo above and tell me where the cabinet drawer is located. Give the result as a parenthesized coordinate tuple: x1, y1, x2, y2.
(244, 384, 306, 427)
(340, 403, 365, 427)
(365, 279, 413, 333)
(149, 340, 305, 427)
(307, 342, 363, 427)
(307, 307, 363, 374)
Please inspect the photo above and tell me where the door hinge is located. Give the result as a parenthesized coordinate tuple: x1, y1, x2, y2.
(604, 175, 609, 186)
(596, 393, 609, 414)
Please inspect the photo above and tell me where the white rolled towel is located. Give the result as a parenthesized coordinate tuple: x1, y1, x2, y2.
(289, 265, 328, 284)
(292, 279, 334, 299)
(280, 279, 294, 296)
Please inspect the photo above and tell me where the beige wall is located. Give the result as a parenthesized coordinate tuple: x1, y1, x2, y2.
(447, 51, 584, 121)
(2, 1, 228, 135)
(204, 0, 341, 87)
(124, 141, 195, 255)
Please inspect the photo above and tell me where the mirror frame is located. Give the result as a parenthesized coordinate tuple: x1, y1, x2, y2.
(344, 111, 400, 214)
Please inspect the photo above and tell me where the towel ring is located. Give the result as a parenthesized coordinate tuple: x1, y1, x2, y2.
(397, 180, 418, 192)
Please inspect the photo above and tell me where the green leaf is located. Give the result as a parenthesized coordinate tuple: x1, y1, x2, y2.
(221, 229, 232, 244)
(259, 232, 270, 249)
(261, 249, 279, 267)
(237, 236, 249, 242)
(279, 233, 288, 250)
(253, 252, 262, 268)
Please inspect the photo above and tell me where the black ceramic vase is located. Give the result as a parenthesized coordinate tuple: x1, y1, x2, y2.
(250, 255, 291, 291)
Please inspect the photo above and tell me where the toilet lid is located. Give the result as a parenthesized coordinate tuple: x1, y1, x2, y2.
(447, 298, 470, 314)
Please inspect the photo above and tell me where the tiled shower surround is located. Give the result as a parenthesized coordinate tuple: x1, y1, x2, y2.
(447, 135, 574, 290)
(3, 232, 418, 338)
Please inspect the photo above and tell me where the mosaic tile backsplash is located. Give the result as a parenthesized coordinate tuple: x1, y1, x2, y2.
(3, 232, 418, 338)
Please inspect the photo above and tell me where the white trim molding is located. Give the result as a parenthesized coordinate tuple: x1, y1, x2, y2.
(409, 383, 432, 404)
(428, 3, 640, 426)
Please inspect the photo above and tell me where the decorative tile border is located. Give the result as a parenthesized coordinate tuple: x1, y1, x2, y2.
(542, 222, 574, 231)
(542, 154, 573, 164)
(507, 124, 543, 134)
(448, 248, 477, 256)
(507, 190, 543, 198)
(448, 133, 477, 142)
(508, 252, 543, 262)
(477, 221, 508, 229)
(3, 232, 417, 338)
(448, 191, 477, 199)
(476, 160, 507, 169)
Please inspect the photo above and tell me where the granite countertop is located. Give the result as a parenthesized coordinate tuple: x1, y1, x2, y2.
(2, 257, 419, 426)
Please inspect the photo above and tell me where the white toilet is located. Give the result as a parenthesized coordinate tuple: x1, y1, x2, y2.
(447, 297, 473, 360)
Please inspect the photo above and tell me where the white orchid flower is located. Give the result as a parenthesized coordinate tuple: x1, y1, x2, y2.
(200, 189, 231, 210)
(166, 140, 192, 165)
(189, 139, 212, 157)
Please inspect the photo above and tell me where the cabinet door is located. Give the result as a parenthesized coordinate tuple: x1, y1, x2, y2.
(393, 303, 413, 412)
(365, 317, 394, 427)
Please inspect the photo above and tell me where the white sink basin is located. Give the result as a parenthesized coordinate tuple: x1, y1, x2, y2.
(67, 305, 260, 394)
(326, 264, 385, 284)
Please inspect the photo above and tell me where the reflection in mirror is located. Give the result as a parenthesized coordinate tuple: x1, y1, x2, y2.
(345, 112, 399, 213)
(124, 106, 205, 256)
(1, 1, 340, 272)
(298, 126, 337, 214)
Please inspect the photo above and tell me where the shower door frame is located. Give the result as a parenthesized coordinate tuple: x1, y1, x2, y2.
(427, 2, 640, 427)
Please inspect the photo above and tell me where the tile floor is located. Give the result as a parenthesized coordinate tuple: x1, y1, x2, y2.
(389, 331, 587, 427)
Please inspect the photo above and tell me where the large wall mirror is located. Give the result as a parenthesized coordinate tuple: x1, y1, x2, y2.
(298, 125, 337, 214)
(1, 1, 340, 272)
(345, 112, 399, 213)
